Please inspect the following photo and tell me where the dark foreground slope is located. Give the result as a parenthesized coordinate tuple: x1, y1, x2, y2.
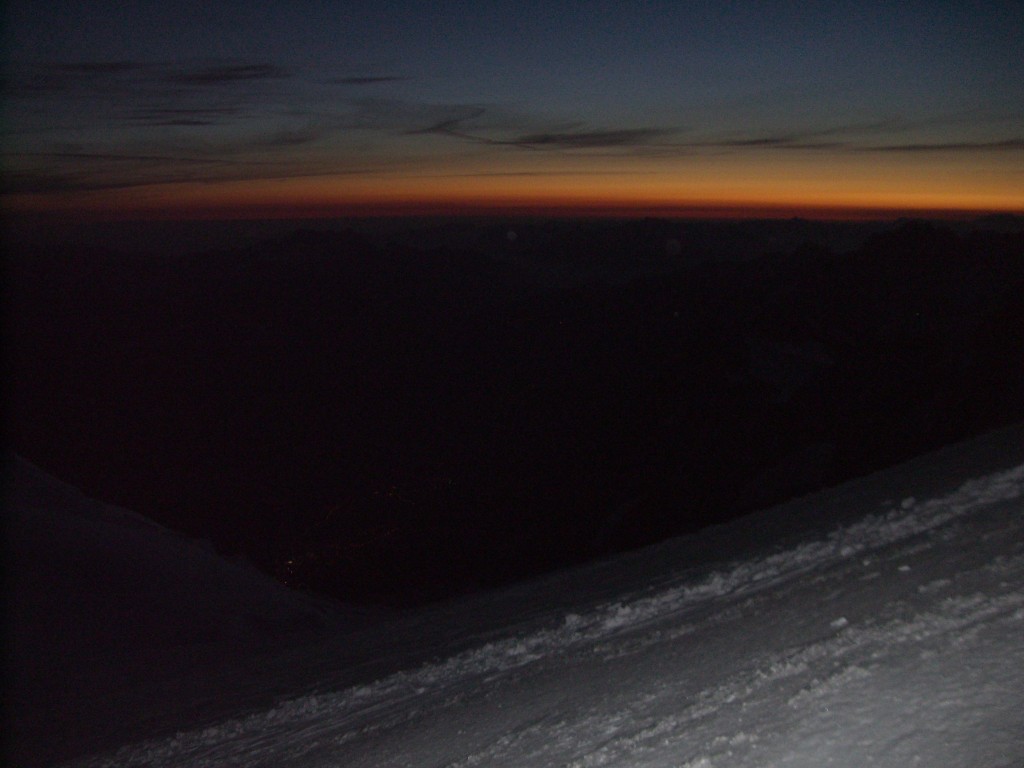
(2, 454, 374, 767)
(5, 218, 1024, 604)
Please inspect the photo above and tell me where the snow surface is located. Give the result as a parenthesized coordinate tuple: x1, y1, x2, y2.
(6, 425, 1024, 767)
(2, 453, 377, 766)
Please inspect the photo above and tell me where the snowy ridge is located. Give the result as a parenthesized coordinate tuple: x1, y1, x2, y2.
(3, 454, 377, 767)
(5, 453, 347, 653)
(67, 461, 1024, 767)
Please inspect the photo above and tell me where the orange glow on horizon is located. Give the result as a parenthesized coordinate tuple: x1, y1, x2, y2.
(5, 159, 1023, 223)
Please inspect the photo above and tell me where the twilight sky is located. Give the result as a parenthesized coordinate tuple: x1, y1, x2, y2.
(3, 0, 1023, 220)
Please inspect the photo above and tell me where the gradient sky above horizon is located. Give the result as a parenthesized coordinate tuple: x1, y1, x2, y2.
(3, 0, 1023, 220)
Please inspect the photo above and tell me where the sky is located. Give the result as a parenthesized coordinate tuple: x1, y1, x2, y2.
(3, 0, 1023, 220)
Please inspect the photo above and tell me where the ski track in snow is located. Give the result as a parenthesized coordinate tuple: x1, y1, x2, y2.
(64, 464, 1024, 767)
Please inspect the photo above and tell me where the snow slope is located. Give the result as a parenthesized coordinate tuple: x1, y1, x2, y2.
(8, 424, 1024, 767)
(2, 454, 375, 766)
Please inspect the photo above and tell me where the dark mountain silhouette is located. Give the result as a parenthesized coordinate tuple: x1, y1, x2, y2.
(6, 218, 1023, 605)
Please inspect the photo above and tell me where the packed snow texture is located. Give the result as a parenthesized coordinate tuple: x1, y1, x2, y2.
(6, 425, 1024, 767)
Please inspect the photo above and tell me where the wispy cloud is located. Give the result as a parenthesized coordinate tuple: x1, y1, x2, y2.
(505, 129, 676, 149)
(2, 147, 389, 195)
(328, 75, 408, 86)
(700, 136, 842, 150)
(4, 59, 291, 98)
(256, 126, 330, 148)
(4, 58, 317, 157)
(163, 63, 291, 85)
(399, 103, 678, 152)
(405, 106, 489, 140)
(6, 56, 1021, 204)
(866, 138, 1024, 152)
(419, 169, 662, 178)
(677, 121, 1024, 154)
(126, 106, 242, 127)
(19, 150, 234, 164)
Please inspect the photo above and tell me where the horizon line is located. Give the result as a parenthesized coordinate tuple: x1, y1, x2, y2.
(5, 200, 1022, 226)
